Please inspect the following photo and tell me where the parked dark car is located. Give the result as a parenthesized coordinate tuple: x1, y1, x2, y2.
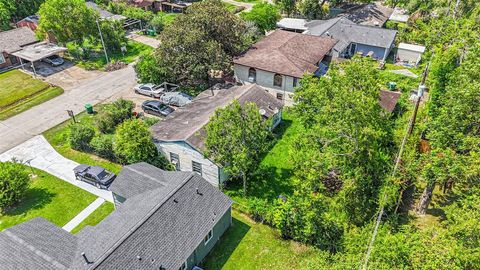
(73, 164, 116, 189)
(141, 100, 174, 117)
(42, 55, 64, 66)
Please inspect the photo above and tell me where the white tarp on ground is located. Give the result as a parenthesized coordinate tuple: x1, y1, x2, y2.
(11, 42, 67, 62)
(389, 8, 410, 23)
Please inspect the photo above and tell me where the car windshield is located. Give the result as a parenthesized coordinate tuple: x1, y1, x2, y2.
(96, 170, 109, 179)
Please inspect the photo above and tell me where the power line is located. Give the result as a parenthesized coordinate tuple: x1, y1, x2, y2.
(360, 62, 431, 270)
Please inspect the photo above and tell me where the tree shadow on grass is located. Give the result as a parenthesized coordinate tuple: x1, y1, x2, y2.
(4, 188, 55, 217)
(201, 217, 251, 270)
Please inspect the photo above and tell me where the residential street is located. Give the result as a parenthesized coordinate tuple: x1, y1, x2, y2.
(222, 0, 253, 12)
(0, 65, 136, 154)
(0, 135, 114, 202)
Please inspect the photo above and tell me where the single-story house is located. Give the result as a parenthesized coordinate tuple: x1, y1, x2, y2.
(233, 29, 338, 104)
(86, 2, 127, 21)
(396, 43, 426, 66)
(0, 27, 37, 70)
(150, 84, 284, 187)
(0, 162, 232, 270)
(341, 2, 393, 27)
(304, 18, 397, 61)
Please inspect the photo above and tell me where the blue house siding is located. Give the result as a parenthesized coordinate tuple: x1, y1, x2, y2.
(355, 43, 389, 60)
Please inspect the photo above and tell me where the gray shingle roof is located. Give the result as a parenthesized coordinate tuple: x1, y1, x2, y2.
(151, 84, 284, 151)
(0, 163, 232, 270)
(305, 18, 397, 50)
(0, 27, 37, 53)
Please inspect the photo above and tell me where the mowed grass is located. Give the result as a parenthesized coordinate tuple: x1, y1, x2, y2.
(0, 167, 96, 231)
(43, 107, 122, 174)
(225, 111, 302, 205)
(202, 210, 323, 270)
(71, 201, 115, 234)
(0, 70, 64, 119)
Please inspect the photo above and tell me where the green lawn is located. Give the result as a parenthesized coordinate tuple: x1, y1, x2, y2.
(71, 201, 115, 234)
(202, 210, 323, 270)
(0, 167, 97, 231)
(225, 111, 302, 206)
(223, 2, 238, 12)
(43, 107, 123, 174)
(72, 40, 153, 70)
(0, 70, 64, 120)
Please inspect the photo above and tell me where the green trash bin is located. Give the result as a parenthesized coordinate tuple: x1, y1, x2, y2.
(388, 82, 397, 91)
(85, 103, 94, 114)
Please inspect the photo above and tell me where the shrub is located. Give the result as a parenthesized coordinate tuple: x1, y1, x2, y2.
(90, 134, 115, 160)
(142, 117, 160, 127)
(113, 119, 158, 164)
(246, 198, 274, 224)
(147, 154, 175, 171)
(96, 99, 134, 133)
(69, 124, 95, 151)
(0, 161, 30, 211)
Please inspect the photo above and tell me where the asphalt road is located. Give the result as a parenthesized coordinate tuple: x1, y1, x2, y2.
(0, 65, 136, 154)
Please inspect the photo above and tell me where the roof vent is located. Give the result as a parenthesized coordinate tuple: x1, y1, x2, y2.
(174, 199, 178, 203)
(259, 109, 266, 116)
(137, 255, 142, 261)
(81, 252, 92, 264)
(196, 188, 203, 196)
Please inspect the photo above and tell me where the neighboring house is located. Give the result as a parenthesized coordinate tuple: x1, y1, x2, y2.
(86, 2, 127, 21)
(396, 43, 426, 66)
(0, 162, 232, 270)
(16, 15, 40, 31)
(0, 27, 38, 70)
(304, 18, 397, 61)
(150, 84, 284, 187)
(341, 2, 393, 27)
(233, 30, 337, 104)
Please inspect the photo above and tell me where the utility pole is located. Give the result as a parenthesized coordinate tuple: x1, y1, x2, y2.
(360, 62, 431, 270)
(96, 18, 109, 64)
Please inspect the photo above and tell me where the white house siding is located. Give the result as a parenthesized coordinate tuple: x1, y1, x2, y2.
(354, 43, 389, 60)
(234, 64, 297, 105)
(155, 141, 222, 187)
(396, 49, 421, 65)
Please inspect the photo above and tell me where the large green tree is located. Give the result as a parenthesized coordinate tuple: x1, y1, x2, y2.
(292, 58, 393, 225)
(113, 119, 158, 164)
(240, 3, 280, 33)
(135, 0, 251, 88)
(205, 100, 269, 196)
(37, 0, 97, 43)
(297, 0, 328, 20)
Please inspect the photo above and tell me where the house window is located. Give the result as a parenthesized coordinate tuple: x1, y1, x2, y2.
(204, 230, 213, 245)
(276, 93, 283, 100)
(248, 68, 256, 82)
(192, 161, 202, 176)
(178, 261, 187, 270)
(349, 43, 357, 55)
(170, 152, 180, 171)
(273, 74, 283, 87)
(0, 54, 5, 64)
(293, 77, 299, 87)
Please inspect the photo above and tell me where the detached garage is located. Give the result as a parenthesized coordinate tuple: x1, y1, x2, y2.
(396, 43, 426, 66)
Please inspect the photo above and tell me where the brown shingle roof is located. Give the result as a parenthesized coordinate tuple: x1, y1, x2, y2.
(379, 90, 401, 112)
(0, 27, 37, 53)
(151, 84, 284, 151)
(233, 30, 338, 78)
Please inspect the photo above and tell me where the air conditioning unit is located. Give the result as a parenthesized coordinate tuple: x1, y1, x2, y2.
(248, 77, 255, 83)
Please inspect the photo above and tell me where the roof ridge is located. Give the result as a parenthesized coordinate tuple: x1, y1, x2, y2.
(4, 229, 68, 270)
(90, 173, 196, 269)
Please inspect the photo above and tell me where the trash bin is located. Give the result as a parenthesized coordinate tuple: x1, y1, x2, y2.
(85, 103, 94, 114)
(147, 29, 156, 36)
(388, 82, 397, 91)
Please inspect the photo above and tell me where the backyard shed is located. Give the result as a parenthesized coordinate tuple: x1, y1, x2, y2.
(396, 43, 426, 66)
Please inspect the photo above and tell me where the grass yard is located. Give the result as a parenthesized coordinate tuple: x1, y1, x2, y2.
(0, 70, 64, 120)
(43, 107, 123, 174)
(72, 40, 153, 70)
(224, 111, 302, 206)
(202, 210, 324, 270)
(0, 167, 97, 231)
(71, 201, 115, 234)
(223, 2, 238, 12)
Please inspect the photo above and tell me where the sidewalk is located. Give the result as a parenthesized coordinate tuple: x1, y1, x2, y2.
(0, 135, 114, 202)
(62, 197, 106, 232)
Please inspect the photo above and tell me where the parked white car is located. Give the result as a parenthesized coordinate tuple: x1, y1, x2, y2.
(134, 83, 164, 98)
(159, 92, 193, 107)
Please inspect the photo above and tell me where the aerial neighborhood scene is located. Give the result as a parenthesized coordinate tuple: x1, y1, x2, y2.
(0, 0, 479, 269)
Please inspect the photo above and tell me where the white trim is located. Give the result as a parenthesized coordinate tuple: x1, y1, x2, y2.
(0, 54, 6, 64)
(178, 261, 187, 270)
(204, 229, 213, 245)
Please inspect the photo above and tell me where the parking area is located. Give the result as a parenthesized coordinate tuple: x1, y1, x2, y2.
(107, 83, 155, 113)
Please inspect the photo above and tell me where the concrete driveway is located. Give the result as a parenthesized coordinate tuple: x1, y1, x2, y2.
(0, 135, 114, 202)
(0, 65, 136, 154)
(127, 32, 160, 48)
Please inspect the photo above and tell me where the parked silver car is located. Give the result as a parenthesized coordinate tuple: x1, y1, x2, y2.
(42, 55, 64, 66)
(134, 83, 164, 98)
(159, 92, 193, 107)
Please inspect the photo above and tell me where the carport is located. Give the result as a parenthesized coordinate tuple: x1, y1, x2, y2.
(11, 42, 67, 77)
